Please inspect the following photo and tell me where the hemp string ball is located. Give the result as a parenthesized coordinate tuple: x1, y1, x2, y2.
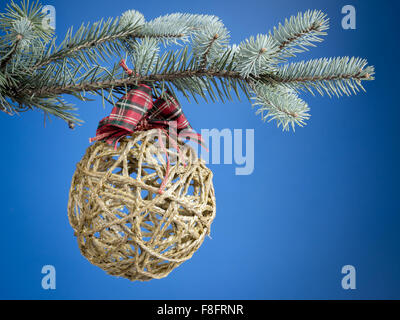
(67, 130, 216, 281)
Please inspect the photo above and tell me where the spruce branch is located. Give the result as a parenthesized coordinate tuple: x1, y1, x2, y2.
(192, 20, 230, 69)
(142, 13, 222, 45)
(0, 1, 375, 131)
(127, 37, 160, 76)
(0, 0, 54, 43)
(272, 10, 329, 58)
(199, 33, 219, 70)
(235, 34, 279, 78)
(0, 35, 21, 70)
(251, 82, 310, 131)
(269, 57, 375, 97)
(23, 69, 244, 97)
(32, 18, 144, 70)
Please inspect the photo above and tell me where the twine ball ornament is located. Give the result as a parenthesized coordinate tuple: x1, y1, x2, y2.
(68, 130, 216, 281)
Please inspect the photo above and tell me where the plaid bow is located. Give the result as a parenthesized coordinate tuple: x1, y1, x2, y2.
(89, 84, 205, 149)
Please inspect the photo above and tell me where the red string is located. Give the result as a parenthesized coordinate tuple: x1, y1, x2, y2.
(119, 59, 134, 76)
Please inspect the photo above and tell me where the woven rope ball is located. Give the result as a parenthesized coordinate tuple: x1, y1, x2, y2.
(67, 130, 216, 281)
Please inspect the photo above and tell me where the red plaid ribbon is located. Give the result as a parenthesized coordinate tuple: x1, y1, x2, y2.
(90, 61, 206, 194)
(89, 84, 205, 148)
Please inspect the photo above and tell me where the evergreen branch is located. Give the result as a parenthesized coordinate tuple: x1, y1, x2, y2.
(33, 28, 186, 71)
(251, 82, 310, 131)
(199, 33, 219, 70)
(4, 91, 80, 122)
(192, 20, 230, 69)
(31, 11, 185, 71)
(33, 12, 215, 72)
(33, 20, 140, 70)
(28, 97, 80, 123)
(22, 69, 244, 96)
(0, 2, 375, 131)
(127, 37, 160, 75)
(272, 10, 329, 58)
(22, 55, 375, 104)
(142, 13, 222, 45)
(234, 34, 279, 77)
(0, 0, 53, 42)
(0, 35, 21, 70)
(268, 57, 375, 97)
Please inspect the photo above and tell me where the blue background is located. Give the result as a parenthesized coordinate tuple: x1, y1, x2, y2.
(0, 0, 398, 299)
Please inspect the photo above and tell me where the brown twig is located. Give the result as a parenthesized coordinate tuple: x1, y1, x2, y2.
(24, 69, 244, 96)
(199, 34, 219, 70)
(268, 71, 371, 83)
(24, 67, 371, 98)
(277, 22, 322, 51)
(33, 32, 186, 71)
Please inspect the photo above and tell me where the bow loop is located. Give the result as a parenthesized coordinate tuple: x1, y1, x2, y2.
(89, 84, 153, 146)
(90, 85, 204, 148)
